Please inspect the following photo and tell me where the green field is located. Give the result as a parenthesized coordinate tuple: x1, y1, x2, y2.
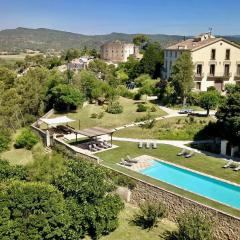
(115, 116, 215, 140)
(52, 97, 166, 130)
(85, 204, 176, 240)
(96, 141, 240, 217)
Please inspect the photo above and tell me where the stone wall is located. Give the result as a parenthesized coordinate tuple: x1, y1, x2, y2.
(130, 180, 240, 240)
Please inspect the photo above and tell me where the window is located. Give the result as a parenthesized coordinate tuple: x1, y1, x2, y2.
(237, 64, 240, 76)
(211, 49, 216, 60)
(210, 64, 215, 76)
(170, 51, 172, 57)
(224, 64, 230, 76)
(196, 64, 202, 76)
(196, 82, 201, 90)
(175, 51, 177, 58)
(225, 49, 230, 60)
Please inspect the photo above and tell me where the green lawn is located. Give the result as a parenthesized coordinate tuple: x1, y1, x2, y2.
(85, 204, 176, 240)
(52, 97, 166, 130)
(115, 116, 215, 140)
(96, 141, 240, 217)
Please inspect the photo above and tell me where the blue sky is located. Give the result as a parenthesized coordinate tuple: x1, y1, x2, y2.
(0, 0, 239, 35)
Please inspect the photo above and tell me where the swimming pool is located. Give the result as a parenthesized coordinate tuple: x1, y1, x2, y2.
(139, 160, 240, 209)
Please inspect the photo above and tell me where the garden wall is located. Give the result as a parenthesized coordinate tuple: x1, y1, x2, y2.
(130, 179, 240, 240)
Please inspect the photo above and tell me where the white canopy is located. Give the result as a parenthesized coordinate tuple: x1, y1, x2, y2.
(40, 116, 75, 126)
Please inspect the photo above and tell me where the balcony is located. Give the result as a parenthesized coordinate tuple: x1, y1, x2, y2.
(194, 73, 204, 81)
(207, 72, 232, 81)
(234, 73, 240, 81)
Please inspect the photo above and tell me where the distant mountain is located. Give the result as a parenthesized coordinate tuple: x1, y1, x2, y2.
(0, 27, 185, 53)
(0, 27, 239, 53)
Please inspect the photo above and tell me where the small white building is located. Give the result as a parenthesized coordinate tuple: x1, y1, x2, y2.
(68, 56, 94, 71)
(164, 33, 240, 92)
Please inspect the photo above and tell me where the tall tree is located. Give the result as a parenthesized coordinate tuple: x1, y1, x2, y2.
(199, 90, 220, 116)
(216, 85, 240, 143)
(133, 34, 149, 46)
(171, 52, 194, 105)
(140, 42, 164, 79)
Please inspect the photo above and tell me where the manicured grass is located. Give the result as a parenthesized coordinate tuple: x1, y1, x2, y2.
(85, 204, 176, 240)
(96, 141, 240, 217)
(53, 97, 166, 129)
(115, 116, 215, 140)
(0, 54, 27, 61)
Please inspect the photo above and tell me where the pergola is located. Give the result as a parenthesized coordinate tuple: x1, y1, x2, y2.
(77, 127, 115, 146)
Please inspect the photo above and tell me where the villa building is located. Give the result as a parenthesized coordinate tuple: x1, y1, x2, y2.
(100, 40, 142, 63)
(164, 33, 240, 92)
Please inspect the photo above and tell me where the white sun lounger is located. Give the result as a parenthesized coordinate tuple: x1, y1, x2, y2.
(185, 151, 195, 158)
(152, 142, 157, 149)
(93, 144, 102, 151)
(177, 149, 187, 156)
(126, 155, 138, 163)
(138, 142, 143, 148)
(120, 158, 133, 167)
(233, 164, 240, 171)
(146, 142, 150, 149)
(223, 160, 234, 168)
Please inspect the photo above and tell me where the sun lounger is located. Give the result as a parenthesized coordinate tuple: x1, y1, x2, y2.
(177, 149, 187, 156)
(125, 155, 138, 163)
(89, 145, 97, 152)
(146, 142, 150, 149)
(120, 158, 133, 167)
(93, 144, 102, 150)
(223, 160, 234, 168)
(233, 164, 240, 171)
(103, 140, 111, 148)
(185, 151, 195, 158)
(97, 141, 108, 149)
(152, 142, 157, 149)
(138, 142, 143, 148)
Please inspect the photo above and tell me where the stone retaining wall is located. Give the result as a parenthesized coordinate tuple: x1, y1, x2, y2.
(130, 180, 240, 240)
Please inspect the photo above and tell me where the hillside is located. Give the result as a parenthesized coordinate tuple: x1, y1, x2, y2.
(0, 27, 185, 53)
(0, 27, 239, 54)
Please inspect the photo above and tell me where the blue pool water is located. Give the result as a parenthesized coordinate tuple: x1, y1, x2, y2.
(140, 160, 240, 209)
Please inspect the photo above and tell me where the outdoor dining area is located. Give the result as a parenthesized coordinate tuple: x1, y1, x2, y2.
(38, 116, 116, 153)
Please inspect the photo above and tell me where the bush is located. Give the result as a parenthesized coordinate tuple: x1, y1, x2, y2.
(91, 113, 98, 118)
(98, 111, 104, 119)
(137, 103, 148, 112)
(150, 106, 157, 112)
(134, 92, 142, 100)
(0, 133, 11, 153)
(133, 201, 167, 229)
(106, 101, 123, 114)
(15, 128, 38, 150)
(0, 159, 27, 181)
(168, 211, 214, 240)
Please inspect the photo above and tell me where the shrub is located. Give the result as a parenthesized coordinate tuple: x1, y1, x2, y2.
(0, 133, 11, 153)
(134, 92, 142, 100)
(91, 113, 98, 118)
(15, 128, 38, 150)
(133, 201, 167, 229)
(0, 159, 27, 181)
(106, 101, 123, 114)
(150, 106, 157, 112)
(167, 211, 214, 240)
(137, 103, 148, 112)
(98, 111, 104, 119)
